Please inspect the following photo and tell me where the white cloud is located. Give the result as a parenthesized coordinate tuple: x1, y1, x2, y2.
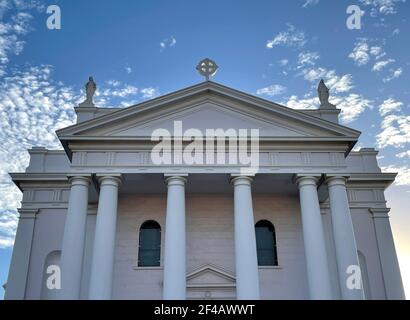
(302, 67, 354, 93)
(160, 36, 177, 50)
(0, 65, 79, 248)
(257, 84, 287, 97)
(379, 98, 403, 115)
(382, 165, 410, 186)
(140, 87, 160, 99)
(392, 28, 400, 36)
(331, 94, 373, 123)
(349, 39, 402, 82)
(349, 39, 390, 67)
(372, 58, 395, 71)
(266, 24, 306, 49)
(383, 67, 403, 82)
(285, 95, 319, 110)
(0, 10, 33, 75)
(397, 151, 410, 159)
(349, 39, 371, 66)
(359, 0, 406, 16)
(369, 45, 385, 59)
(302, 0, 319, 7)
(377, 114, 410, 148)
(284, 93, 372, 124)
(99, 84, 138, 99)
(297, 51, 320, 68)
(279, 59, 289, 66)
(0, 210, 18, 248)
(293, 51, 372, 123)
(0, 65, 161, 247)
(125, 66, 132, 74)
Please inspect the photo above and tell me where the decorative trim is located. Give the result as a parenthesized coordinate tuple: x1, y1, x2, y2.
(369, 207, 391, 219)
(258, 266, 282, 270)
(17, 208, 39, 219)
(133, 266, 163, 271)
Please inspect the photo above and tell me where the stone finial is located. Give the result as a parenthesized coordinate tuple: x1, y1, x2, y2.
(317, 79, 335, 109)
(79, 76, 97, 107)
(196, 58, 218, 81)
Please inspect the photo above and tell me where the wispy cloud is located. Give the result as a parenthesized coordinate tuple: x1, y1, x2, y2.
(256, 84, 287, 97)
(97, 81, 160, 106)
(383, 67, 403, 82)
(302, 67, 354, 93)
(302, 0, 319, 8)
(266, 24, 306, 49)
(0, 65, 79, 248)
(0, 64, 160, 247)
(349, 38, 387, 66)
(397, 151, 410, 159)
(279, 59, 289, 66)
(297, 51, 320, 68)
(140, 87, 160, 99)
(284, 93, 372, 124)
(0, 10, 33, 75)
(272, 29, 372, 124)
(359, 0, 406, 16)
(160, 36, 177, 50)
(372, 58, 395, 71)
(349, 38, 402, 82)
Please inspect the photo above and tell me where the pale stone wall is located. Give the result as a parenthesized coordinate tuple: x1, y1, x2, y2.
(20, 190, 388, 300)
(111, 194, 310, 299)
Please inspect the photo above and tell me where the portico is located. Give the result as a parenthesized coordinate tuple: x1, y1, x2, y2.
(56, 171, 363, 300)
(5, 80, 404, 300)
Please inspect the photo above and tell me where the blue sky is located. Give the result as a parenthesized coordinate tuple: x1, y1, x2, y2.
(0, 0, 409, 299)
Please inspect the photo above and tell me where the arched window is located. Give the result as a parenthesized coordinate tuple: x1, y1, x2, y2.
(138, 220, 161, 267)
(255, 220, 278, 266)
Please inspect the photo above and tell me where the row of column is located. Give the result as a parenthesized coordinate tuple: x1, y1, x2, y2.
(161, 175, 260, 300)
(60, 174, 122, 300)
(296, 175, 364, 300)
(59, 173, 364, 300)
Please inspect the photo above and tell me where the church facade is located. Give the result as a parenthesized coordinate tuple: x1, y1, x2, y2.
(4, 79, 405, 300)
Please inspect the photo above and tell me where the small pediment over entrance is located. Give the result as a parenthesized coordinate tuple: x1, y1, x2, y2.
(186, 264, 236, 300)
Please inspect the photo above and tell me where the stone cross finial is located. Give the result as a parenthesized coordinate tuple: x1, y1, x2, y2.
(80, 76, 97, 107)
(317, 79, 335, 109)
(196, 58, 218, 81)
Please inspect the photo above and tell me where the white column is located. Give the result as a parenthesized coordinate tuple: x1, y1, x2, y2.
(89, 175, 121, 300)
(231, 176, 260, 300)
(60, 175, 91, 300)
(370, 208, 405, 300)
(296, 175, 333, 300)
(5, 209, 37, 300)
(163, 175, 187, 300)
(326, 176, 364, 300)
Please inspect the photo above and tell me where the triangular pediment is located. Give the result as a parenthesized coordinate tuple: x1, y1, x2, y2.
(186, 264, 236, 288)
(57, 81, 360, 142)
(99, 102, 316, 137)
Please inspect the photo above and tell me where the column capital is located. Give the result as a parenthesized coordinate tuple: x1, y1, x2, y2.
(230, 175, 254, 186)
(325, 174, 350, 186)
(294, 174, 321, 187)
(68, 174, 92, 186)
(17, 208, 39, 220)
(96, 174, 122, 187)
(369, 207, 391, 219)
(164, 174, 188, 186)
